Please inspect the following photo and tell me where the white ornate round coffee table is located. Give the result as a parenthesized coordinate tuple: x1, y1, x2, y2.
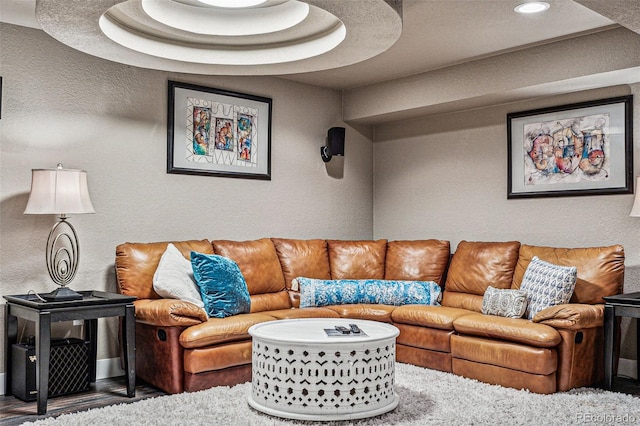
(248, 318, 400, 421)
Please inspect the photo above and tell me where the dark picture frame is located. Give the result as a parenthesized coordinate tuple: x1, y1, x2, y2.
(167, 80, 272, 180)
(507, 95, 633, 199)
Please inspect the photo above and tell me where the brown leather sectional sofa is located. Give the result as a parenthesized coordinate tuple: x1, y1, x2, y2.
(114, 238, 624, 395)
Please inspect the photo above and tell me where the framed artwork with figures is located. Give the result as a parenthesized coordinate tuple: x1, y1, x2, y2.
(507, 96, 633, 199)
(167, 80, 272, 180)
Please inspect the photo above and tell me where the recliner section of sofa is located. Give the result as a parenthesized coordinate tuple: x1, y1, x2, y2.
(114, 237, 624, 395)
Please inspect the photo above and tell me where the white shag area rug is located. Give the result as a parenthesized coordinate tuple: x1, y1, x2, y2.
(24, 363, 639, 426)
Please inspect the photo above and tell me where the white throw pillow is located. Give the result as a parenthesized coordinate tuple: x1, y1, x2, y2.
(153, 243, 204, 308)
(519, 256, 577, 320)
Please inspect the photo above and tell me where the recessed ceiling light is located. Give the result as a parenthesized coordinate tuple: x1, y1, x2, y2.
(514, 2, 550, 14)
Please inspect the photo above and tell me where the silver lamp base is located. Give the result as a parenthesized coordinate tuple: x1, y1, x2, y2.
(43, 287, 83, 302)
(42, 216, 83, 302)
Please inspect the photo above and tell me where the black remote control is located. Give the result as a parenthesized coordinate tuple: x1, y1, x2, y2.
(335, 326, 351, 334)
(349, 324, 362, 334)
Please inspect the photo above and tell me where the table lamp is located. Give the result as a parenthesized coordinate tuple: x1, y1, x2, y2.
(24, 164, 95, 301)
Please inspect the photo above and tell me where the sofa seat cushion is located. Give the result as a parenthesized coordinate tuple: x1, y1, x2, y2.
(453, 313, 561, 347)
(325, 303, 396, 322)
(451, 334, 557, 376)
(440, 291, 483, 312)
(179, 313, 276, 349)
(391, 305, 474, 331)
(249, 290, 292, 313)
(266, 307, 340, 320)
(183, 341, 253, 374)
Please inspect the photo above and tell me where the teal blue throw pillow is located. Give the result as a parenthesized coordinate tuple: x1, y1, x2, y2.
(190, 251, 251, 318)
(295, 278, 442, 308)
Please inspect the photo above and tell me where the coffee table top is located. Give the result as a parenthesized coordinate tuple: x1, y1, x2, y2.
(248, 318, 399, 344)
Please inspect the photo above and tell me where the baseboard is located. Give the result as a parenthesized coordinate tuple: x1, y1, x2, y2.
(0, 357, 125, 396)
(96, 356, 126, 380)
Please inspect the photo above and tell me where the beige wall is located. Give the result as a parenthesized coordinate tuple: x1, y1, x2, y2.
(373, 85, 640, 362)
(0, 24, 374, 371)
(1, 21, 638, 381)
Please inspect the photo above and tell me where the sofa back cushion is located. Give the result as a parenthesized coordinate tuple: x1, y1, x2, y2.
(115, 240, 214, 299)
(512, 244, 625, 304)
(384, 239, 450, 284)
(327, 239, 387, 279)
(271, 238, 331, 289)
(442, 240, 521, 312)
(212, 238, 290, 312)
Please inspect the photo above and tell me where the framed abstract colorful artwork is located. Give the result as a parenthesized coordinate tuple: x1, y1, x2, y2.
(167, 81, 272, 180)
(507, 95, 633, 199)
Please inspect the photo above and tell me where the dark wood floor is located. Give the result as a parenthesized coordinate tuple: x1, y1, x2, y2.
(0, 376, 166, 425)
(1, 376, 638, 425)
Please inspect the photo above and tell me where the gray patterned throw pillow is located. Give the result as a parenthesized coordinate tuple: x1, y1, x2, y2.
(519, 256, 577, 320)
(481, 286, 528, 318)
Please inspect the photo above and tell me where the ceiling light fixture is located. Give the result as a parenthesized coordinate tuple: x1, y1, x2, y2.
(142, 0, 310, 36)
(35, 0, 403, 76)
(198, 0, 269, 7)
(99, 15, 346, 65)
(100, 1, 343, 65)
(514, 2, 550, 14)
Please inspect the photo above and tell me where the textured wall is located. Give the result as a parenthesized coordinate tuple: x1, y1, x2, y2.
(373, 85, 640, 363)
(0, 24, 374, 371)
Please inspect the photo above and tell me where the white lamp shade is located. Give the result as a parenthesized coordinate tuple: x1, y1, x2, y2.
(24, 167, 95, 215)
(630, 177, 640, 217)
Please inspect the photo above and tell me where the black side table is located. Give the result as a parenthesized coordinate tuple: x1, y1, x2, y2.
(603, 291, 640, 390)
(3, 290, 136, 415)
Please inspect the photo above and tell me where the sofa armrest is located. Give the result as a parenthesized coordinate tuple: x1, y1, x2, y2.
(532, 303, 603, 330)
(134, 299, 208, 326)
